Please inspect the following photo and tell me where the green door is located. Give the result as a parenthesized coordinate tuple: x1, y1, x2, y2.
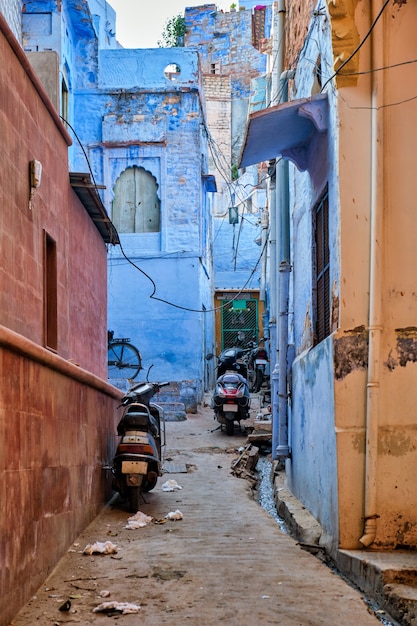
(221, 299, 258, 349)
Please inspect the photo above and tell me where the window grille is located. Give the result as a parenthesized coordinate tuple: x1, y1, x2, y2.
(313, 187, 330, 343)
(221, 299, 258, 349)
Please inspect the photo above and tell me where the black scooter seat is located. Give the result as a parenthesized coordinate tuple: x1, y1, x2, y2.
(117, 411, 159, 437)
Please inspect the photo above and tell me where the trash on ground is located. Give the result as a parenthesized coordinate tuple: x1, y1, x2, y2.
(165, 509, 183, 520)
(93, 601, 140, 614)
(125, 511, 153, 529)
(58, 599, 71, 612)
(83, 541, 118, 555)
(99, 590, 111, 598)
(231, 444, 259, 486)
(161, 479, 183, 491)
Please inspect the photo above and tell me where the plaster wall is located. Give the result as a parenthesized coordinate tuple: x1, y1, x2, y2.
(284, 4, 342, 550)
(333, 0, 417, 549)
(71, 46, 214, 401)
(287, 0, 417, 550)
(289, 339, 338, 547)
(0, 22, 108, 376)
(0, 16, 120, 623)
(185, 4, 269, 212)
(0, 0, 21, 41)
(213, 210, 262, 291)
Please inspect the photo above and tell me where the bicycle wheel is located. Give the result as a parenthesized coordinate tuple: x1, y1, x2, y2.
(108, 342, 142, 379)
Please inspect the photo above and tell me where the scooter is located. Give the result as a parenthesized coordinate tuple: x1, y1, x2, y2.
(216, 346, 249, 378)
(212, 371, 251, 436)
(112, 379, 169, 512)
(245, 341, 268, 393)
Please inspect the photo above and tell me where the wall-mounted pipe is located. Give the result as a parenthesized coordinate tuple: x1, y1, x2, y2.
(270, 0, 286, 459)
(276, 68, 294, 460)
(359, 0, 384, 548)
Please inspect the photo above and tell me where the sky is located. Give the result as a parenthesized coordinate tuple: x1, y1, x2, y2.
(107, 1, 231, 49)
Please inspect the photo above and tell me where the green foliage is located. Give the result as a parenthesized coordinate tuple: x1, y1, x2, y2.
(158, 14, 186, 48)
(231, 163, 239, 180)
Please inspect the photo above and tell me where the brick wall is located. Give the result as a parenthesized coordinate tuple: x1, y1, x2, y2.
(285, 0, 316, 70)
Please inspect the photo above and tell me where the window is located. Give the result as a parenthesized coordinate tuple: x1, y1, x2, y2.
(112, 166, 161, 234)
(44, 231, 58, 350)
(313, 187, 330, 343)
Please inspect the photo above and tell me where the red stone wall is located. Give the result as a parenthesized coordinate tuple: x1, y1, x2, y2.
(0, 24, 108, 378)
(0, 16, 121, 625)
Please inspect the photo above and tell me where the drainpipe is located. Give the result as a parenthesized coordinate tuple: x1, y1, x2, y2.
(260, 209, 269, 301)
(359, 0, 384, 547)
(271, 0, 286, 460)
(276, 69, 294, 460)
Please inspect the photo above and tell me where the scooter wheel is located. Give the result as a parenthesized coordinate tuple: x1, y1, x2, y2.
(128, 487, 141, 513)
(254, 370, 263, 393)
(225, 420, 234, 436)
(143, 474, 158, 492)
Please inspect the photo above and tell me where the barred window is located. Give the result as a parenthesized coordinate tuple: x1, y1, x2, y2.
(313, 187, 330, 343)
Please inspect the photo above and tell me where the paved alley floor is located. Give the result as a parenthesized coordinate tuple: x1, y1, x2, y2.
(11, 406, 391, 625)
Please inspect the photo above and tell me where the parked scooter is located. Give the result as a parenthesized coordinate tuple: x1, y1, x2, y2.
(112, 378, 169, 512)
(212, 371, 251, 435)
(244, 340, 268, 393)
(216, 346, 248, 378)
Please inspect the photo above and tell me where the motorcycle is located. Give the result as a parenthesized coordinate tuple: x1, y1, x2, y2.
(212, 371, 251, 436)
(216, 346, 248, 378)
(112, 379, 169, 512)
(245, 341, 268, 393)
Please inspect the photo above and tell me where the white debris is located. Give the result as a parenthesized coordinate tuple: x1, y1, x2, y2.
(83, 541, 117, 555)
(165, 509, 183, 520)
(99, 590, 111, 598)
(125, 511, 153, 529)
(161, 479, 183, 491)
(93, 601, 140, 614)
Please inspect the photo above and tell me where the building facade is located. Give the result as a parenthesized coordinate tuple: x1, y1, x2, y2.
(241, 0, 417, 555)
(0, 11, 120, 624)
(22, 0, 216, 408)
(185, 3, 271, 355)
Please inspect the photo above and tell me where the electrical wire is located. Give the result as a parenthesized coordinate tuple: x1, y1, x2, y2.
(117, 233, 268, 314)
(320, 0, 391, 92)
(61, 114, 267, 316)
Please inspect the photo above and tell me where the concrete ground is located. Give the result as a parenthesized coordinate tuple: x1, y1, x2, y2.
(10, 404, 396, 626)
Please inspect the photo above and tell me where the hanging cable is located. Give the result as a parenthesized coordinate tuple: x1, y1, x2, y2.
(320, 0, 391, 92)
(62, 115, 267, 315)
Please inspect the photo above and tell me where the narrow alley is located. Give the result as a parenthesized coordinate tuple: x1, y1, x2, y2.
(11, 405, 394, 626)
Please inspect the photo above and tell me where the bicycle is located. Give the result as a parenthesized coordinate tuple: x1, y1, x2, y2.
(107, 330, 142, 380)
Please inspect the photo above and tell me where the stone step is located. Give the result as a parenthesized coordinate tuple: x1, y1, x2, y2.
(158, 402, 187, 422)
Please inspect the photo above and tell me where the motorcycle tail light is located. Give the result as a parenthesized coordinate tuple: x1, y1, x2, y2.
(235, 384, 245, 398)
(216, 384, 227, 398)
(257, 349, 268, 359)
(118, 443, 155, 456)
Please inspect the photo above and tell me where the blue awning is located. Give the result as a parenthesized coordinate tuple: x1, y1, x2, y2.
(239, 93, 328, 172)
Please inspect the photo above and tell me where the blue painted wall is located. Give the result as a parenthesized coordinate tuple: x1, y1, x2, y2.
(284, 6, 341, 547)
(22, 0, 216, 407)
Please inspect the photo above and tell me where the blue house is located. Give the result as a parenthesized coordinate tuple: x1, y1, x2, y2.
(22, 0, 216, 408)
